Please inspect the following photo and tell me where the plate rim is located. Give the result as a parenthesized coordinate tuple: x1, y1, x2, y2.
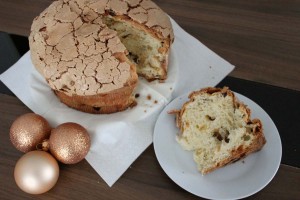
(153, 90, 282, 199)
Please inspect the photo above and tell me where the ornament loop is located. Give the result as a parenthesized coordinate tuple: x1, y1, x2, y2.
(36, 139, 50, 152)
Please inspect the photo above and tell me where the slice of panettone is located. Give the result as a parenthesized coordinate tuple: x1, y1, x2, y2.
(170, 87, 266, 174)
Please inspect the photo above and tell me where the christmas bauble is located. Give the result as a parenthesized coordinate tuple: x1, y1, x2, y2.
(14, 151, 59, 194)
(49, 122, 90, 164)
(10, 113, 51, 153)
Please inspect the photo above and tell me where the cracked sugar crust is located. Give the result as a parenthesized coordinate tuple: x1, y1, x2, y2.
(29, 0, 173, 96)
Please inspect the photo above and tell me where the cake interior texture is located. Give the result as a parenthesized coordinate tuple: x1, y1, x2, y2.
(103, 16, 168, 80)
(177, 90, 265, 174)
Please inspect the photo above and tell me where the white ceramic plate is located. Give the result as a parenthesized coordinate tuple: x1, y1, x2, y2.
(153, 91, 282, 200)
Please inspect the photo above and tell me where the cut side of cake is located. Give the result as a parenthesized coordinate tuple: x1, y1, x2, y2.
(103, 15, 171, 81)
(170, 87, 266, 174)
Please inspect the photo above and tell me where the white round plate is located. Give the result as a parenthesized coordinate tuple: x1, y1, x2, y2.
(153, 92, 282, 200)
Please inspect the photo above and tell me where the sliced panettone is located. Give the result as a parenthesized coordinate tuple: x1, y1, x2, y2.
(29, 0, 174, 114)
(170, 87, 266, 174)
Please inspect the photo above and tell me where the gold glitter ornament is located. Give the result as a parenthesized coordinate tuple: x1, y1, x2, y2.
(49, 122, 91, 164)
(10, 113, 52, 153)
(14, 151, 59, 194)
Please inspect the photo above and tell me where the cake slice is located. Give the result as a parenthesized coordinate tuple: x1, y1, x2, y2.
(170, 87, 266, 174)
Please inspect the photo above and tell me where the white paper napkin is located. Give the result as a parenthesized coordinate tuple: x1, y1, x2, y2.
(0, 18, 234, 186)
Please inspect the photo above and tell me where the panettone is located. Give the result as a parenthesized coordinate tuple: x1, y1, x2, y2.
(29, 0, 174, 113)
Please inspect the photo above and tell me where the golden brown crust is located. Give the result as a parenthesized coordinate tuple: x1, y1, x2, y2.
(54, 84, 137, 114)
